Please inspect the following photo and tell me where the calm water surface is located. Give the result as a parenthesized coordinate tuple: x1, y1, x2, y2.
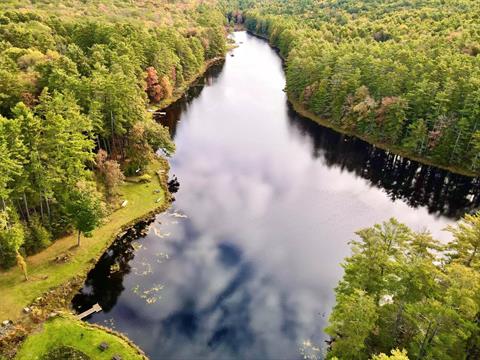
(73, 32, 480, 359)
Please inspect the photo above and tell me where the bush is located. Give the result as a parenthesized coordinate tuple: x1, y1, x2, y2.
(24, 216, 52, 255)
(0, 220, 25, 269)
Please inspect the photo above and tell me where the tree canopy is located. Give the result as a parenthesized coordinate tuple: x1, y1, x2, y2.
(325, 213, 480, 359)
(0, 0, 227, 268)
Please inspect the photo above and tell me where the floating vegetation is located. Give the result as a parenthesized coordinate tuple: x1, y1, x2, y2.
(155, 252, 170, 264)
(132, 283, 164, 304)
(299, 340, 321, 360)
(132, 259, 153, 276)
(132, 241, 144, 251)
(153, 227, 171, 239)
(170, 211, 188, 218)
(109, 263, 121, 274)
(103, 318, 116, 329)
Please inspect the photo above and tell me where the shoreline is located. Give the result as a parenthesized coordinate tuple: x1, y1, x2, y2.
(246, 29, 478, 178)
(0, 158, 171, 358)
(15, 313, 148, 360)
(288, 96, 478, 178)
(149, 56, 225, 111)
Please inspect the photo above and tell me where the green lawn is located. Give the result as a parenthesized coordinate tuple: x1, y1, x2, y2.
(0, 159, 169, 322)
(15, 315, 145, 360)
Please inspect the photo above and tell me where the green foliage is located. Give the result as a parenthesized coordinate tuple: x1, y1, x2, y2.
(242, 0, 480, 174)
(0, 0, 225, 266)
(66, 183, 105, 246)
(371, 349, 409, 360)
(124, 121, 175, 176)
(325, 289, 378, 359)
(326, 213, 480, 359)
(24, 216, 52, 255)
(445, 212, 480, 269)
(0, 208, 25, 269)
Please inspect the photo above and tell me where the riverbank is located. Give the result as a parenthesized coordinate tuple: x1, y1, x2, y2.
(288, 96, 478, 178)
(0, 57, 223, 324)
(0, 158, 170, 358)
(150, 56, 225, 111)
(0, 48, 227, 357)
(246, 30, 478, 178)
(0, 158, 170, 322)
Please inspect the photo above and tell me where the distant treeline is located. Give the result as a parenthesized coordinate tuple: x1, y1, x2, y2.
(0, 1, 226, 268)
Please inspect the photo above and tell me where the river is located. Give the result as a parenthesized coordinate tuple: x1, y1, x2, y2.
(72, 31, 480, 360)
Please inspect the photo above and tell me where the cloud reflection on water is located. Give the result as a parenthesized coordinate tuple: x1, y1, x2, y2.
(73, 31, 479, 360)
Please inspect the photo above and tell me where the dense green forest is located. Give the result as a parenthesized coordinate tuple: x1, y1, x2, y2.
(0, 0, 226, 269)
(326, 213, 480, 359)
(237, 0, 480, 175)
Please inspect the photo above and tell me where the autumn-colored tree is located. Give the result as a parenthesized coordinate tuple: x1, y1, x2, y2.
(16, 250, 28, 281)
(96, 149, 125, 200)
(145, 66, 163, 103)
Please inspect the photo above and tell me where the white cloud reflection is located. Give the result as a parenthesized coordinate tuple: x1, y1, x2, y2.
(86, 32, 468, 360)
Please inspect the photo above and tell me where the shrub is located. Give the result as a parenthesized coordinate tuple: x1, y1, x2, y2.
(24, 216, 52, 255)
(0, 219, 25, 269)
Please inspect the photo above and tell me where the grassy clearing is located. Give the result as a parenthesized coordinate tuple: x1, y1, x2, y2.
(15, 315, 145, 360)
(0, 158, 169, 322)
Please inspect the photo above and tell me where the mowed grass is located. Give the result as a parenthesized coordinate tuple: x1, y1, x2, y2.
(15, 315, 145, 360)
(0, 160, 168, 321)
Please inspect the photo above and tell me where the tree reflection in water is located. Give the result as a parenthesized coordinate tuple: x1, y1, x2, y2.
(286, 105, 480, 218)
(72, 218, 155, 314)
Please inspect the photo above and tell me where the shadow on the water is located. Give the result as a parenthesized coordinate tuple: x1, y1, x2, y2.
(159, 62, 479, 219)
(72, 217, 155, 315)
(285, 105, 480, 218)
(155, 62, 225, 139)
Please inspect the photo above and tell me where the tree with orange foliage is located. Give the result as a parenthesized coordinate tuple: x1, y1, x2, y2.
(145, 67, 173, 103)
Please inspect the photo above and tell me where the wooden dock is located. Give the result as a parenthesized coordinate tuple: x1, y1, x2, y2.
(77, 303, 102, 320)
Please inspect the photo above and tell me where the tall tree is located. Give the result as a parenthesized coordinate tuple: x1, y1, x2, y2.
(66, 183, 104, 247)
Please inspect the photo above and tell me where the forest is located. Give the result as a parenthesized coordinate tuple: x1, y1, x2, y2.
(325, 214, 480, 359)
(0, 1, 226, 270)
(239, 0, 480, 175)
(1, 1, 480, 359)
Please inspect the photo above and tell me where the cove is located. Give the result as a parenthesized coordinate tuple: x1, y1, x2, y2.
(72, 32, 479, 359)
